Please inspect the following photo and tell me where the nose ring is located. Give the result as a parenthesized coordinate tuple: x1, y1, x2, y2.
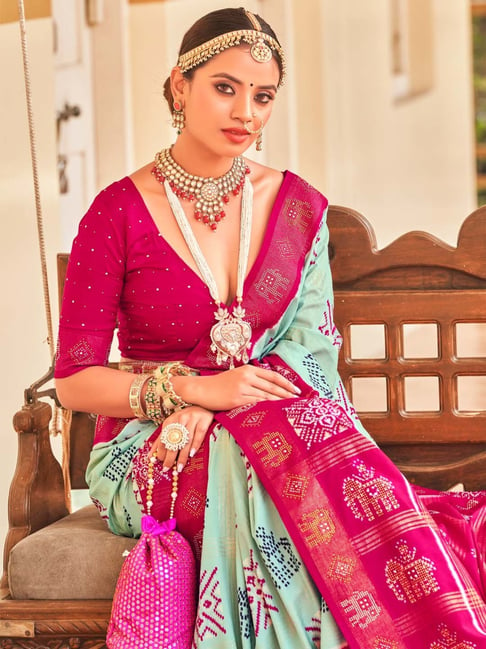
(243, 114, 264, 135)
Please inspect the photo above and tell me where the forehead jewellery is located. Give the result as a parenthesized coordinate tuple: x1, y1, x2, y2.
(152, 148, 250, 231)
(164, 175, 253, 368)
(176, 14, 286, 87)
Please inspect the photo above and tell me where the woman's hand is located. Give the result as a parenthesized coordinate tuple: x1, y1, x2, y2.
(150, 405, 214, 473)
(175, 364, 301, 412)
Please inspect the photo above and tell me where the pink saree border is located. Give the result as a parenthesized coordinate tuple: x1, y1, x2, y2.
(215, 360, 486, 649)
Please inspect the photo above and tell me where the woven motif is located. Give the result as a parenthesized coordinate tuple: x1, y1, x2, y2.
(103, 444, 139, 483)
(318, 299, 343, 348)
(298, 508, 335, 547)
(181, 487, 206, 518)
(237, 586, 253, 639)
(327, 554, 356, 584)
(195, 566, 226, 641)
(243, 549, 279, 636)
(302, 353, 333, 397)
(255, 526, 301, 589)
(241, 410, 267, 428)
(304, 612, 321, 646)
(284, 197, 313, 233)
(385, 540, 439, 603)
(284, 397, 353, 449)
(275, 237, 295, 259)
(253, 431, 293, 468)
(429, 624, 477, 648)
(340, 590, 382, 630)
(372, 638, 399, 649)
(254, 268, 290, 304)
(343, 461, 400, 522)
(67, 337, 96, 365)
(282, 473, 309, 501)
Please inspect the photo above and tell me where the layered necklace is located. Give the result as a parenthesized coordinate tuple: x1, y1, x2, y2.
(152, 148, 250, 231)
(163, 171, 253, 368)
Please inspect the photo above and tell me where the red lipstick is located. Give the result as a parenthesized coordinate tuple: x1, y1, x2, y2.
(222, 128, 250, 144)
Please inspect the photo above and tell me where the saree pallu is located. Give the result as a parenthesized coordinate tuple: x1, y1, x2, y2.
(87, 359, 486, 648)
(214, 369, 486, 648)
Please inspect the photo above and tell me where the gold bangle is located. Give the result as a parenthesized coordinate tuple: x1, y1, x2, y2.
(144, 376, 165, 425)
(129, 373, 150, 419)
(153, 362, 193, 413)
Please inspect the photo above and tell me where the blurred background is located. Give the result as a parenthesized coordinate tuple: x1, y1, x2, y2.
(0, 0, 485, 548)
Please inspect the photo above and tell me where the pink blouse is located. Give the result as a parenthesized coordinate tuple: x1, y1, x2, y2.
(55, 177, 220, 377)
(55, 173, 296, 377)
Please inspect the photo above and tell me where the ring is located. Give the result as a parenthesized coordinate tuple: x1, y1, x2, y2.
(244, 115, 263, 135)
(160, 422, 190, 452)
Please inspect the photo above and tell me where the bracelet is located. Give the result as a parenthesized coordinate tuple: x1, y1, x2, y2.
(144, 376, 165, 425)
(128, 373, 151, 419)
(153, 362, 193, 413)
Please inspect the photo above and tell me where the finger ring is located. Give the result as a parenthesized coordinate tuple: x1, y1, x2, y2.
(160, 422, 190, 452)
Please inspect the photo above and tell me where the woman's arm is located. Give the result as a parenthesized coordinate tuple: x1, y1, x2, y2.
(56, 366, 135, 418)
(56, 362, 300, 417)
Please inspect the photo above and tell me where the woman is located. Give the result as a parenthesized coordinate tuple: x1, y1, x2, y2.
(55, 7, 486, 649)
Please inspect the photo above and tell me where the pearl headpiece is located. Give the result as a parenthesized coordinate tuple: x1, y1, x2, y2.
(176, 14, 286, 86)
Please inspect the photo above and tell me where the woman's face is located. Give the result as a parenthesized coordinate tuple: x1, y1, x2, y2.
(177, 45, 281, 158)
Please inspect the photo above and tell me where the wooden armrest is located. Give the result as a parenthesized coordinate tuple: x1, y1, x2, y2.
(2, 400, 69, 588)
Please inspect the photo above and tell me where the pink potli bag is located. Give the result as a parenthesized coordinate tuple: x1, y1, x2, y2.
(106, 454, 197, 648)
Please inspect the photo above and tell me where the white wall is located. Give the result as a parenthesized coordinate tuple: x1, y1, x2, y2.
(0, 17, 60, 555)
(294, 0, 477, 247)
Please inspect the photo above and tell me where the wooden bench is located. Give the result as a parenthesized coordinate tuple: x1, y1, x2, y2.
(0, 205, 485, 648)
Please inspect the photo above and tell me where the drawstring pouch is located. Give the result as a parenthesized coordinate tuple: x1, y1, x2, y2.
(106, 454, 196, 648)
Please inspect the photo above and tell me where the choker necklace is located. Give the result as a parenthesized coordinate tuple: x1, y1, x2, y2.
(164, 176, 253, 368)
(152, 148, 250, 231)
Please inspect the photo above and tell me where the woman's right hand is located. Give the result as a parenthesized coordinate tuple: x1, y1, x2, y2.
(174, 364, 301, 412)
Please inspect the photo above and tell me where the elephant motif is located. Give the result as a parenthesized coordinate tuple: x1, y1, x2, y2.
(343, 462, 399, 521)
(340, 590, 381, 629)
(385, 540, 439, 603)
(253, 432, 292, 468)
(298, 508, 335, 547)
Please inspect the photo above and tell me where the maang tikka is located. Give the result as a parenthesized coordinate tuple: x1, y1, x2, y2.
(172, 100, 185, 134)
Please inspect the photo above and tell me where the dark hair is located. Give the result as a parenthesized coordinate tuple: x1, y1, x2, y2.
(163, 7, 283, 111)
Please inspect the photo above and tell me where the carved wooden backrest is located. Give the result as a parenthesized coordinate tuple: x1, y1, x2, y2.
(57, 205, 486, 492)
(328, 206, 486, 490)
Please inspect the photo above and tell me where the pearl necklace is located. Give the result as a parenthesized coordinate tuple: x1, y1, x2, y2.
(164, 176, 253, 368)
(152, 148, 250, 231)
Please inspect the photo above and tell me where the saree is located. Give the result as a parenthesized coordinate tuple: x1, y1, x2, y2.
(79, 173, 486, 648)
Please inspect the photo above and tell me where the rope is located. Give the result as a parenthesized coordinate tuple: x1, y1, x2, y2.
(17, 0, 55, 361)
(17, 0, 72, 507)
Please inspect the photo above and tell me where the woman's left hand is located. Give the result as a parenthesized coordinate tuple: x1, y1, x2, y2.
(150, 405, 214, 473)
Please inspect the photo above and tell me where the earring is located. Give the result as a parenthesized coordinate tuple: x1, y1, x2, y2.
(243, 114, 264, 151)
(172, 100, 185, 134)
(256, 129, 263, 152)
